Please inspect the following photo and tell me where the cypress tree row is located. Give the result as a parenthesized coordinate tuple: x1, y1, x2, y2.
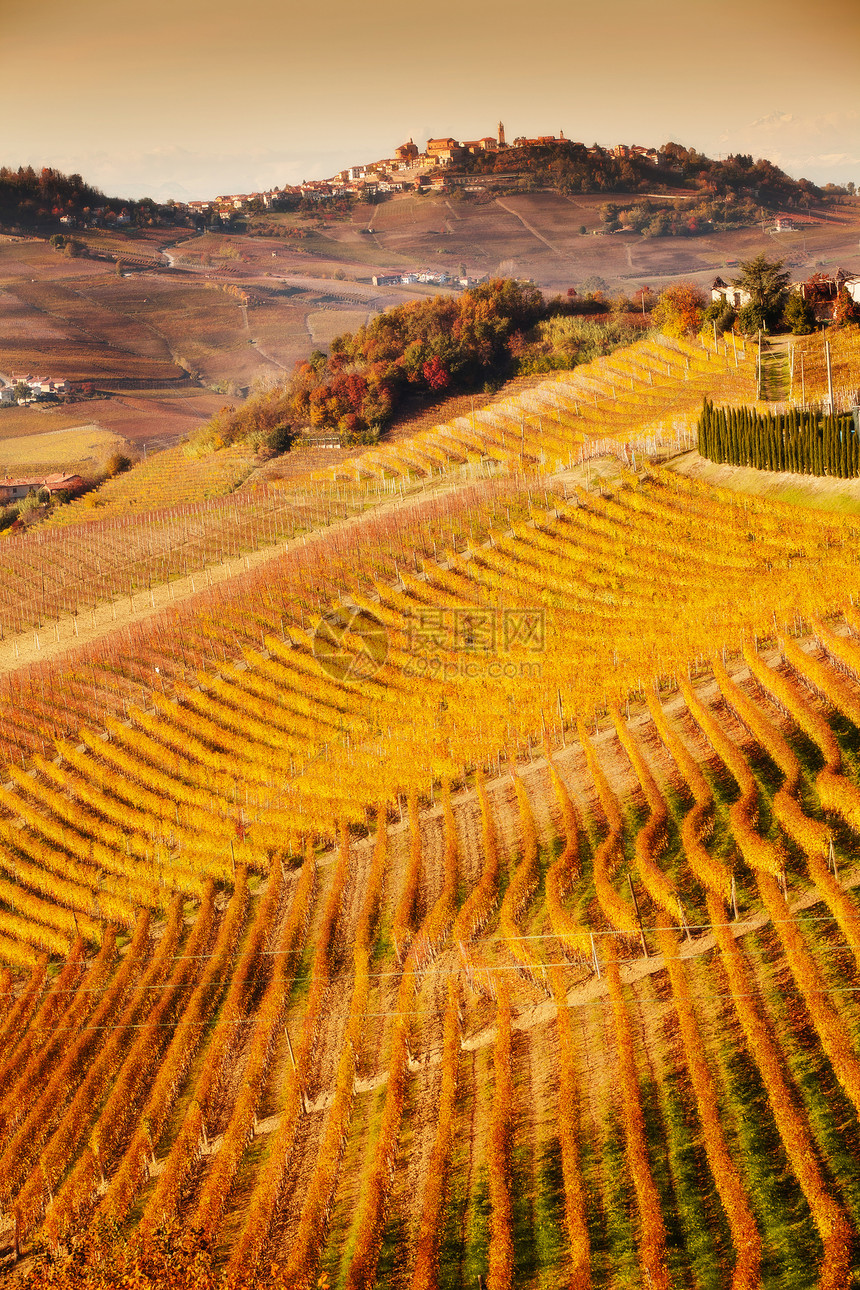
(697, 401, 859, 478)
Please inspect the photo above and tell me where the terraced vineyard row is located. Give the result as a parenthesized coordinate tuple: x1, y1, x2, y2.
(6, 639, 860, 1288)
(3, 464, 860, 844)
(4, 329, 749, 647)
(0, 482, 378, 639)
(789, 328, 860, 410)
(316, 331, 753, 482)
(44, 443, 259, 526)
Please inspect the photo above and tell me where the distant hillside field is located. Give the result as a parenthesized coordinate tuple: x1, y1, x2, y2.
(0, 424, 125, 476)
(1, 192, 858, 475)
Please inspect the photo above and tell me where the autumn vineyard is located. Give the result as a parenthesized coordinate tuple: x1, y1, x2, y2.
(2, 323, 860, 1290)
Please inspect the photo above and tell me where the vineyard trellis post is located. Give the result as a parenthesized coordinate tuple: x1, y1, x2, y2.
(590, 931, 601, 979)
(628, 874, 648, 958)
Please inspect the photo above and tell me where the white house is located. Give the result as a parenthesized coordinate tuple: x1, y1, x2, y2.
(711, 277, 752, 309)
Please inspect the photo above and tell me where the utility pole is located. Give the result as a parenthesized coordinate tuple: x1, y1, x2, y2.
(788, 344, 794, 402)
(825, 337, 834, 414)
(800, 351, 806, 405)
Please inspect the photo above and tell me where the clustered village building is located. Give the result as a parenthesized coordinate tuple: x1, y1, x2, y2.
(184, 126, 664, 215)
(0, 374, 71, 406)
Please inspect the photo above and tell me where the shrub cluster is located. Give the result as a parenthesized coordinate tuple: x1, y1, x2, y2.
(198, 280, 653, 451)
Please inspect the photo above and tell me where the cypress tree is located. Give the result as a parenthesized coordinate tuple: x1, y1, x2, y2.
(699, 399, 709, 458)
(828, 414, 835, 476)
(732, 411, 739, 466)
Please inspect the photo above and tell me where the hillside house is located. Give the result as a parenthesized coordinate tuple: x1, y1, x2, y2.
(0, 473, 82, 504)
(299, 183, 333, 200)
(797, 269, 860, 321)
(0, 478, 43, 503)
(42, 473, 83, 494)
(711, 277, 751, 309)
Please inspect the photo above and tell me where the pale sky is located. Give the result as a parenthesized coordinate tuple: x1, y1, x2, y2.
(2, 0, 858, 200)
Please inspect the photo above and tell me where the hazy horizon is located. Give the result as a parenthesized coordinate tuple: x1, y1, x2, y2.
(3, 0, 858, 201)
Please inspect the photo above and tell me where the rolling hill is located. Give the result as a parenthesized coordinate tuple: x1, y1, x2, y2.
(0, 325, 859, 1289)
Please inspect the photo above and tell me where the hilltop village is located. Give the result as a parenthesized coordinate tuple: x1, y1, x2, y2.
(185, 125, 663, 216)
